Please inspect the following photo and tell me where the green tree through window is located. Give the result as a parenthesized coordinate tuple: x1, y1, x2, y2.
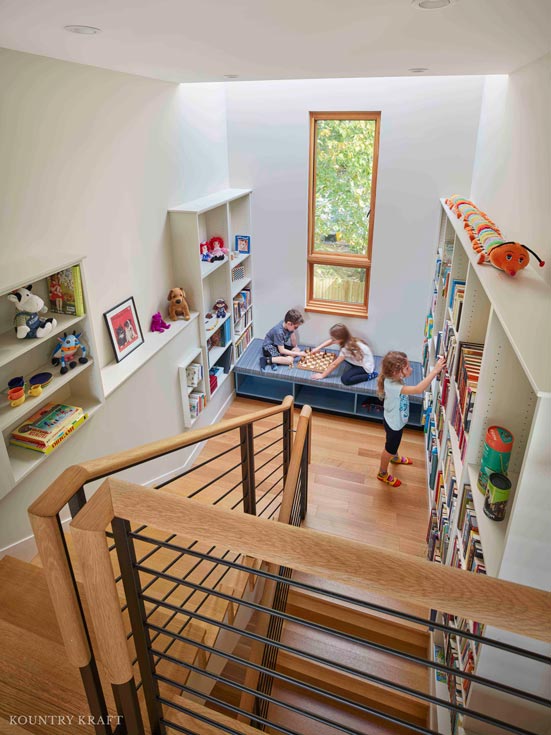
(307, 112, 380, 317)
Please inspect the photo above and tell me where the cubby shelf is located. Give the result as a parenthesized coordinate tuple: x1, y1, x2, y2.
(169, 188, 253, 400)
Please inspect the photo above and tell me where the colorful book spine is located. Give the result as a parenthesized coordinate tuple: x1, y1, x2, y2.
(47, 265, 84, 316)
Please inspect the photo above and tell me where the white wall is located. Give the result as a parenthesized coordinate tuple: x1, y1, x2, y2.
(471, 54, 551, 287)
(226, 76, 484, 358)
(0, 49, 230, 550)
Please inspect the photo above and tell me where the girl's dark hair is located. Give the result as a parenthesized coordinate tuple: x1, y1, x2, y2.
(329, 323, 366, 362)
(377, 351, 408, 399)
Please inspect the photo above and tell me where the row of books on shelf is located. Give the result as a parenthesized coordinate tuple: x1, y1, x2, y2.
(233, 288, 251, 324)
(448, 279, 465, 330)
(10, 402, 88, 454)
(207, 319, 232, 351)
(189, 391, 206, 419)
(234, 324, 253, 360)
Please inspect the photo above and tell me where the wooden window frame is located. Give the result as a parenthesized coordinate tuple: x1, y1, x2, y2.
(306, 111, 381, 319)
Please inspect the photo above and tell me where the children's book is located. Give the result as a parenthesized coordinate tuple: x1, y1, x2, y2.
(47, 265, 84, 316)
(10, 403, 86, 449)
(10, 413, 88, 454)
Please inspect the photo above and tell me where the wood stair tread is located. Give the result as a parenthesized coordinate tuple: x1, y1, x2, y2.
(286, 588, 429, 658)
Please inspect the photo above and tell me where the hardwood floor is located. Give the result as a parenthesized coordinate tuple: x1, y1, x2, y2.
(225, 398, 430, 560)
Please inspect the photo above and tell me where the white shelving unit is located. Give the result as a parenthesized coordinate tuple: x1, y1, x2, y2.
(169, 188, 254, 399)
(422, 200, 551, 734)
(0, 255, 103, 499)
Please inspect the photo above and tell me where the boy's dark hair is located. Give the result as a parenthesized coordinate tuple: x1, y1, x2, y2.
(284, 309, 304, 325)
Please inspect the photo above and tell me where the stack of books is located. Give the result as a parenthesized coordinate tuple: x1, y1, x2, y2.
(10, 402, 87, 454)
(189, 391, 206, 419)
(452, 342, 484, 457)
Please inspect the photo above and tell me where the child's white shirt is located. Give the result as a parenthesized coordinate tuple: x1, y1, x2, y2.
(340, 341, 375, 373)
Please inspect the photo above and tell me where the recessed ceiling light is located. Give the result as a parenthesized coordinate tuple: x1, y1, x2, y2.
(409, 67, 429, 73)
(64, 25, 101, 35)
(224, 74, 239, 80)
(411, 0, 454, 9)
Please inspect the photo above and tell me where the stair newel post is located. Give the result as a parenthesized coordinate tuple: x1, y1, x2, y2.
(282, 404, 293, 483)
(111, 517, 165, 735)
(240, 423, 257, 515)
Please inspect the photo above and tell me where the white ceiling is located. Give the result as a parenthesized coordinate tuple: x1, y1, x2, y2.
(0, 0, 550, 84)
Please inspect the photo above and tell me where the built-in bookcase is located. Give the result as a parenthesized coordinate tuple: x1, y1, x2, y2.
(169, 189, 254, 401)
(423, 199, 551, 735)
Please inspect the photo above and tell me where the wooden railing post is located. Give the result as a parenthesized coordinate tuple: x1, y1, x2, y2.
(240, 423, 257, 515)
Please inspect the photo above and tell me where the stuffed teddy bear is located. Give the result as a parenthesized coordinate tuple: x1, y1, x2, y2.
(8, 285, 57, 339)
(208, 236, 229, 262)
(167, 287, 190, 321)
(150, 312, 171, 333)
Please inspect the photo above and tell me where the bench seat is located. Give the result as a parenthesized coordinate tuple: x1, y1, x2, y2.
(233, 339, 423, 426)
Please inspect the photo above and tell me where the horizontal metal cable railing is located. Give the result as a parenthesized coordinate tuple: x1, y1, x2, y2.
(70, 473, 550, 735)
(28, 396, 297, 735)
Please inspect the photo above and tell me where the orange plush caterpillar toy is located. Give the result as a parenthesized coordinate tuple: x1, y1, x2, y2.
(446, 196, 545, 277)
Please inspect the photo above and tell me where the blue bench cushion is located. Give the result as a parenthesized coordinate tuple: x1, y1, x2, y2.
(234, 339, 423, 403)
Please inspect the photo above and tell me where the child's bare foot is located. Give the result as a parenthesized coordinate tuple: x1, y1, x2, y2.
(286, 356, 294, 366)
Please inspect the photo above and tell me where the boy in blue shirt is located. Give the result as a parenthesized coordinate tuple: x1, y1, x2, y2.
(261, 309, 306, 370)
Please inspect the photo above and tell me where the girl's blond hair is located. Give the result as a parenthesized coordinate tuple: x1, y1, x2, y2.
(377, 351, 408, 399)
(329, 323, 366, 362)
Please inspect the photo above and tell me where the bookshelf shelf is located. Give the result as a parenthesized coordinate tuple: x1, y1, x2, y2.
(169, 189, 254, 400)
(0, 255, 104, 499)
(0, 313, 86, 369)
(422, 199, 551, 734)
(101, 313, 199, 398)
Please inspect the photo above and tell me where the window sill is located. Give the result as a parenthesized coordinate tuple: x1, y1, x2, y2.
(305, 303, 368, 319)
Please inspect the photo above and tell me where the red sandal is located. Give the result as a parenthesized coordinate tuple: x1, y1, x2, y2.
(390, 456, 413, 465)
(377, 472, 402, 487)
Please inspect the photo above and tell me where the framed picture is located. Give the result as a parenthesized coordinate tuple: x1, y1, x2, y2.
(104, 296, 144, 362)
(235, 235, 250, 254)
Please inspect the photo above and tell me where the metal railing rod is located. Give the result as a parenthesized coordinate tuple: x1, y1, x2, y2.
(255, 474, 284, 504)
(153, 651, 436, 735)
(252, 435, 283, 457)
(186, 460, 245, 500)
(131, 537, 550, 663)
(252, 421, 285, 440)
(253, 462, 285, 492)
(143, 595, 550, 727)
(254, 451, 284, 476)
(256, 489, 284, 518)
(154, 440, 245, 490)
(138, 561, 549, 707)
(148, 550, 242, 658)
(212, 479, 244, 506)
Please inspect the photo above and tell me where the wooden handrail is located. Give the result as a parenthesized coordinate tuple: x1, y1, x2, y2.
(277, 405, 311, 525)
(72, 477, 551, 645)
(29, 395, 294, 518)
(27, 397, 295, 675)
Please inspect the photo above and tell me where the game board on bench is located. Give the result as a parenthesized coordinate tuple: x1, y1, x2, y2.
(296, 350, 336, 373)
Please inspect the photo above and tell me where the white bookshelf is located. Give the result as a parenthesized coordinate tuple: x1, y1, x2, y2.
(169, 188, 254, 398)
(423, 199, 551, 734)
(0, 256, 103, 499)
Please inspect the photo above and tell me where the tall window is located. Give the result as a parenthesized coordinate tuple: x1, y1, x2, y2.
(306, 112, 380, 318)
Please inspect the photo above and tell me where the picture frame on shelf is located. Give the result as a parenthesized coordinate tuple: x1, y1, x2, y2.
(235, 235, 250, 254)
(104, 296, 144, 362)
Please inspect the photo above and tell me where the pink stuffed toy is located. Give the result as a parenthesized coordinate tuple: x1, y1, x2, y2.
(150, 312, 171, 333)
(208, 236, 229, 262)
